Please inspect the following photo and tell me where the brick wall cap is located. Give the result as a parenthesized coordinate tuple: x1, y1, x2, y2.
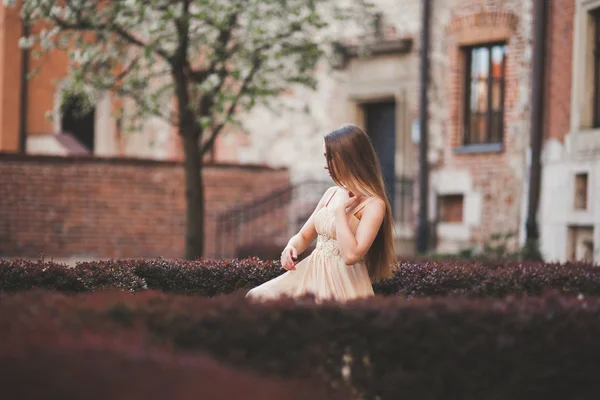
(0, 152, 286, 172)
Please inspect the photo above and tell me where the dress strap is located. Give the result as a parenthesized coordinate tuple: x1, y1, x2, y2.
(325, 187, 338, 207)
(352, 197, 377, 215)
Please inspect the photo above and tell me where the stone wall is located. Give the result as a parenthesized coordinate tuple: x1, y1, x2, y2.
(0, 153, 289, 260)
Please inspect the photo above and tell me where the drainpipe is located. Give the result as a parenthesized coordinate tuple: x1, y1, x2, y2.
(525, 0, 548, 257)
(19, 12, 30, 154)
(416, 0, 431, 254)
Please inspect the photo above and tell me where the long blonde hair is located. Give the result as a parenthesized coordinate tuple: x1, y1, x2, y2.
(324, 124, 395, 281)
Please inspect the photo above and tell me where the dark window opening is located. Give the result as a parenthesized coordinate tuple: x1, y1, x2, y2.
(574, 173, 589, 210)
(61, 94, 95, 152)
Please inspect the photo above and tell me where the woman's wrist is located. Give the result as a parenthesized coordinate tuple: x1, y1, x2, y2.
(286, 237, 302, 253)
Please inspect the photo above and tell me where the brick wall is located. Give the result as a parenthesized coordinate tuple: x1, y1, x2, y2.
(0, 154, 289, 259)
(430, 0, 533, 250)
(545, 0, 575, 142)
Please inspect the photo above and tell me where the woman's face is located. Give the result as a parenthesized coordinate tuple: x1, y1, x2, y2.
(323, 141, 330, 176)
(324, 141, 349, 190)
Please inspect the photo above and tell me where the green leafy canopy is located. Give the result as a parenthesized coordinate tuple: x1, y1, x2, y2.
(11, 0, 376, 152)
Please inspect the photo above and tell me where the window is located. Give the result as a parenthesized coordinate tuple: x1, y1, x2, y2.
(574, 173, 589, 210)
(568, 226, 595, 262)
(438, 194, 464, 223)
(592, 9, 600, 127)
(462, 43, 507, 145)
(61, 94, 95, 152)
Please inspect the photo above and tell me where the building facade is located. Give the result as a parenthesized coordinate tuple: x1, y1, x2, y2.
(0, 4, 183, 160)
(230, 0, 535, 255)
(6, 1, 593, 261)
(224, 0, 422, 253)
(427, 1, 533, 254)
(540, 0, 599, 263)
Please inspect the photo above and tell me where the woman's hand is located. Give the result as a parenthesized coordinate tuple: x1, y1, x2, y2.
(280, 245, 298, 271)
(335, 188, 361, 214)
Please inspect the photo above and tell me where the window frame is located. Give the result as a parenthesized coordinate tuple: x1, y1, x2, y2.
(460, 41, 508, 151)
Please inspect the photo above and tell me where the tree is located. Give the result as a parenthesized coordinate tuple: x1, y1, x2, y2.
(9, 0, 375, 259)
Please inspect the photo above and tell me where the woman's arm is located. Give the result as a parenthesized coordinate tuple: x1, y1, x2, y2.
(334, 191, 385, 265)
(281, 186, 337, 270)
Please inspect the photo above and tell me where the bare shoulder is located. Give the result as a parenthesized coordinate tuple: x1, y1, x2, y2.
(355, 196, 386, 222)
(326, 185, 338, 196)
(363, 197, 386, 215)
(318, 186, 338, 205)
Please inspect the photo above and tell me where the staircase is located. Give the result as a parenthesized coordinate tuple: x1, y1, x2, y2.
(207, 178, 415, 259)
(208, 180, 331, 259)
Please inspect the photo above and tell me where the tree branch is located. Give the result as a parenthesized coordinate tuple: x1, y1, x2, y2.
(200, 56, 261, 155)
(188, 14, 300, 85)
(51, 2, 173, 62)
(185, 11, 239, 84)
(121, 90, 177, 126)
(197, 19, 305, 155)
(173, 0, 191, 66)
(112, 55, 141, 83)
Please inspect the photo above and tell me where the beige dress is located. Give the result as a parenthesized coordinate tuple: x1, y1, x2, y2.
(246, 191, 375, 303)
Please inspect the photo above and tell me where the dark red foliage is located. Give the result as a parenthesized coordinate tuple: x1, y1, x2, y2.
(2, 257, 600, 298)
(0, 292, 349, 400)
(0, 258, 146, 292)
(1, 290, 600, 399)
(0, 348, 348, 400)
(130, 257, 283, 295)
(373, 259, 600, 298)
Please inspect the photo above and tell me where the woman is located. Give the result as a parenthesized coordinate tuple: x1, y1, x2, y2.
(246, 124, 395, 303)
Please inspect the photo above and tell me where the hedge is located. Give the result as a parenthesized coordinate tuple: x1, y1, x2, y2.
(1, 290, 599, 399)
(0, 258, 147, 293)
(1, 258, 599, 298)
(0, 313, 347, 400)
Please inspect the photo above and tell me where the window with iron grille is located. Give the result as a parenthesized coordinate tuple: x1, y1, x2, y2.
(462, 42, 507, 146)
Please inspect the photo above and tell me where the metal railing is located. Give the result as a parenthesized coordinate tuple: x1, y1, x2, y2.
(207, 177, 414, 259)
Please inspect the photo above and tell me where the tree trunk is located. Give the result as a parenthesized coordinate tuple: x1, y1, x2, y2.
(173, 59, 204, 260)
(182, 130, 204, 259)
